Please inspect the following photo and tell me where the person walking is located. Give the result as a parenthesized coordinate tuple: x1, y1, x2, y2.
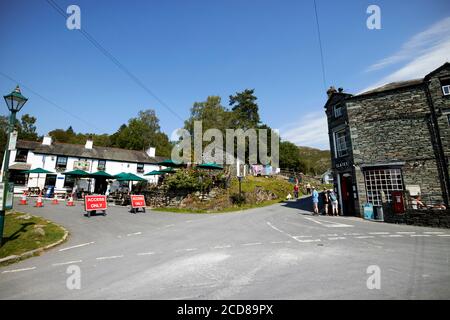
(329, 189, 339, 216)
(312, 186, 319, 215)
(294, 184, 299, 199)
(306, 183, 311, 195)
(322, 188, 330, 215)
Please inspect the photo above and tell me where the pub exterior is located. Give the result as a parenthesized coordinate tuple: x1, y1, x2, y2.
(324, 62, 450, 217)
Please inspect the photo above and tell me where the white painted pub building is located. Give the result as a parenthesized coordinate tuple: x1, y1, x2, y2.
(7, 136, 164, 194)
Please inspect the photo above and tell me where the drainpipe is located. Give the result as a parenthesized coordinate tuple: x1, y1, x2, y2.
(423, 81, 450, 206)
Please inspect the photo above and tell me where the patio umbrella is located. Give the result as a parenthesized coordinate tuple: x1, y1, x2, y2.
(158, 167, 177, 174)
(88, 171, 115, 179)
(144, 170, 162, 176)
(196, 162, 223, 170)
(116, 173, 147, 182)
(22, 168, 55, 188)
(156, 159, 187, 168)
(62, 169, 89, 177)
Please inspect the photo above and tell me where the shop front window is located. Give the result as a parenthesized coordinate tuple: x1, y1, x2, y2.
(364, 168, 404, 206)
(334, 129, 349, 158)
(9, 171, 28, 186)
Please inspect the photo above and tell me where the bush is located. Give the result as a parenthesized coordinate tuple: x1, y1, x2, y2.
(230, 193, 246, 205)
(165, 169, 213, 192)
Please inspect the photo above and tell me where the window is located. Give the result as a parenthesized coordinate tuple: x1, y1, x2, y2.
(55, 156, 68, 171)
(334, 105, 343, 118)
(97, 160, 106, 171)
(364, 168, 404, 206)
(137, 163, 145, 173)
(14, 149, 28, 163)
(63, 175, 75, 188)
(334, 129, 349, 158)
(8, 171, 28, 186)
(441, 78, 450, 96)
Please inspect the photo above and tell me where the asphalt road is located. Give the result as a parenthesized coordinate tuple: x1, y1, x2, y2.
(1, 197, 449, 299)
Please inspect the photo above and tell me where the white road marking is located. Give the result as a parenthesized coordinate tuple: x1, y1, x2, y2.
(165, 224, 175, 228)
(271, 241, 291, 244)
(296, 239, 321, 243)
(328, 237, 346, 240)
(177, 248, 198, 252)
(267, 221, 322, 244)
(437, 234, 450, 237)
(213, 245, 232, 249)
(59, 241, 95, 252)
(2, 267, 36, 274)
(96, 255, 124, 260)
(369, 232, 390, 235)
(381, 235, 403, 238)
(423, 232, 444, 234)
(410, 234, 431, 237)
(396, 232, 416, 234)
(304, 217, 354, 228)
(344, 233, 362, 236)
(293, 235, 312, 238)
(185, 220, 193, 223)
(127, 232, 142, 236)
(242, 242, 262, 246)
(52, 260, 83, 266)
(137, 252, 155, 256)
(355, 236, 375, 239)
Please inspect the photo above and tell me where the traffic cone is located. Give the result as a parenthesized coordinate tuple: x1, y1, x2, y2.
(35, 193, 43, 207)
(19, 191, 28, 205)
(52, 197, 59, 205)
(66, 196, 75, 207)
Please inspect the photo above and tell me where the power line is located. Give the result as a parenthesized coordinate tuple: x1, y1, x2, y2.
(313, 0, 327, 91)
(45, 0, 184, 123)
(0, 71, 105, 131)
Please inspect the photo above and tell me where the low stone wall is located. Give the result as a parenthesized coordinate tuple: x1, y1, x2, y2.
(384, 207, 450, 228)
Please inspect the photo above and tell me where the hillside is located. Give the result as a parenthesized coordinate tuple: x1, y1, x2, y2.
(298, 146, 331, 176)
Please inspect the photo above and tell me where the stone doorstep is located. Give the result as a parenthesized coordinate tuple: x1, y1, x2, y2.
(0, 217, 69, 265)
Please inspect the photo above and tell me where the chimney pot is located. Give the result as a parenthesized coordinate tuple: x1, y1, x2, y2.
(42, 136, 52, 146)
(85, 139, 93, 149)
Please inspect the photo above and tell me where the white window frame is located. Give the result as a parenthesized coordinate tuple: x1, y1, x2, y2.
(442, 84, 450, 96)
(363, 168, 404, 206)
(334, 105, 343, 118)
(334, 129, 348, 158)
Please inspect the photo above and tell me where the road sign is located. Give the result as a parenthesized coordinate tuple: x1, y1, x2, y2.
(0, 183, 13, 210)
(131, 195, 146, 208)
(84, 195, 107, 217)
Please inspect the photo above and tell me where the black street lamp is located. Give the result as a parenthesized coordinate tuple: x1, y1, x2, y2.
(1, 86, 28, 246)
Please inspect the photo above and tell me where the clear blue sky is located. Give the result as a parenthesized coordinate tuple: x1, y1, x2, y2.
(1, 0, 449, 149)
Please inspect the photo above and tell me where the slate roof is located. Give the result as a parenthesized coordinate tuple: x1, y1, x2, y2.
(16, 140, 165, 164)
(355, 79, 424, 97)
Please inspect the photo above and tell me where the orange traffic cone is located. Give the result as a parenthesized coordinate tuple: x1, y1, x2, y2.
(52, 197, 59, 205)
(35, 193, 43, 207)
(20, 191, 28, 205)
(66, 196, 75, 207)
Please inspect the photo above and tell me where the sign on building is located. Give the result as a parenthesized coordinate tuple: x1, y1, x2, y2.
(73, 160, 91, 171)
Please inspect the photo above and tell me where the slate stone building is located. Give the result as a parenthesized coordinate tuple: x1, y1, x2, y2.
(324, 62, 450, 217)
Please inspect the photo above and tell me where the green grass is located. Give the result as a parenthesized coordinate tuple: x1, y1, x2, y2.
(0, 212, 66, 261)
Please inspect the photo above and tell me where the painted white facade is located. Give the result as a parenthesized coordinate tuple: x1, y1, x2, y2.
(8, 142, 161, 194)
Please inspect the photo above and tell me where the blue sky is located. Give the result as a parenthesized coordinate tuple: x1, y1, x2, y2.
(1, 0, 449, 150)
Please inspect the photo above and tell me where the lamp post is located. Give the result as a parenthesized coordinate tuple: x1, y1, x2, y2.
(0, 86, 28, 246)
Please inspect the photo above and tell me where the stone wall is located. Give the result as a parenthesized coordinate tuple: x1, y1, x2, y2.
(346, 85, 444, 210)
(384, 207, 450, 228)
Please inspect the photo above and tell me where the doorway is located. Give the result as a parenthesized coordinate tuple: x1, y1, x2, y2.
(44, 174, 57, 187)
(340, 174, 356, 216)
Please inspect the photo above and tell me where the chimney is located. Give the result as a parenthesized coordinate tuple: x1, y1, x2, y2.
(85, 139, 93, 150)
(42, 135, 52, 146)
(146, 147, 156, 158)
(326, 86, 337, 98)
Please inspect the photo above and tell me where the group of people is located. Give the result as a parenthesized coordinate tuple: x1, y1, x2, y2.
(292, 183, 340, 216)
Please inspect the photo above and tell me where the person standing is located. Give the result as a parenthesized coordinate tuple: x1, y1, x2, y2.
(294, 184, 299, 199)
(329, 189, 339, 216)
(306, 183, 311, 195)
(312, 186, 319, 215)
(322, 188, 330, 215)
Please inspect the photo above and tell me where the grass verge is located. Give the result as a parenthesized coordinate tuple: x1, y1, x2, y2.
(0, 211, 67, 265)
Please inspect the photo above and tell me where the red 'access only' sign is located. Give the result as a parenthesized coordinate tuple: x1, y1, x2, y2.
(85, 195, 107, 211)
(131, 195, 146, 209)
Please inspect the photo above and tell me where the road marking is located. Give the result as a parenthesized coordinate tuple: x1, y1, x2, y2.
(355, 236, 375, 239)
(369, 232, 390, 235)
(213, 245, 232, 249)
(423, 232, 444, 234)
(381, 235, 403, 238)
(137, 252, 155, 256)
(177, 248, 198, 252)
(396, 232, 415, 234)
(165, 224, 175, 228)
(242, 242, 262, 246)
(59, 241, 95, 252)
(96, 255, 124, 260)
(437, 234, 450, 237)
(293, 235, 312, 238)
(2, 267, 36, 274)
(344, 233, 362, 236)
(52, 260, 83, 266)
(296, 239, 321, 243)
(328, 237, 346, 240)
(304, 217, 354, 228)
(127, 232, 142, 236)
(271, 241, 291, 244)
(410, 234, 431, 237)
(267, 221, 322, 244)
(185, 220, 193, 223)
